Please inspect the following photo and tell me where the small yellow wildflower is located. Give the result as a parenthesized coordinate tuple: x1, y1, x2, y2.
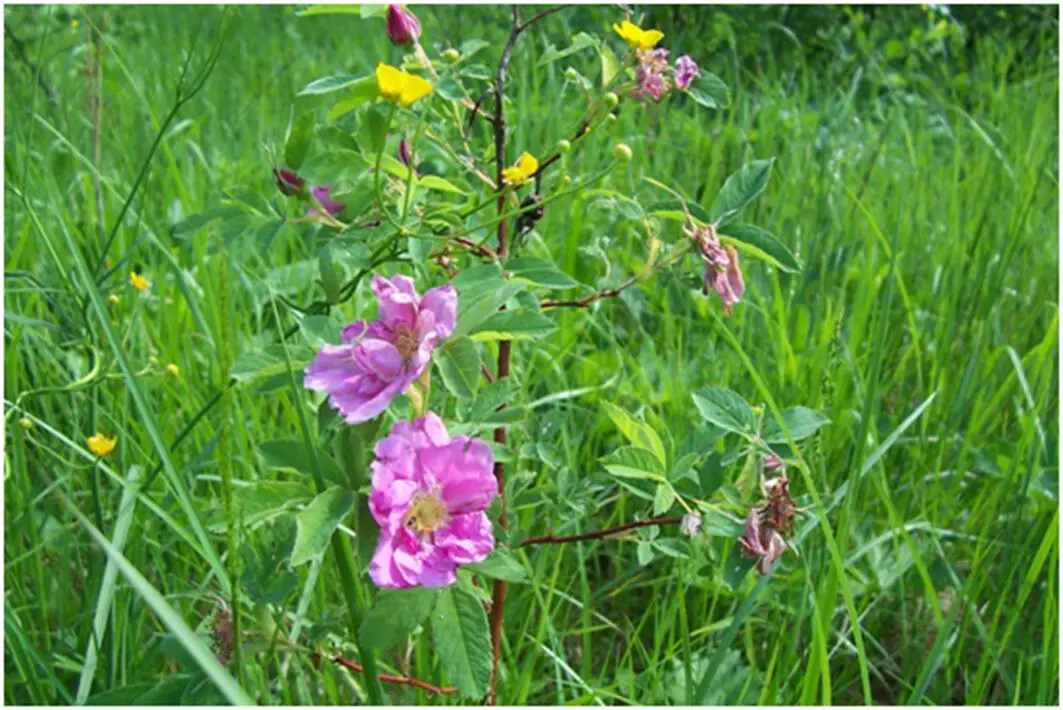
(107, 294, 121, 306)
(71, 18, 79, 30)
(502, 152, 539, 186)
(613, 20, 663, 50)
(167, 363, 180, 377)
(375, 63, 433, 107)
(130, 271, 150, 291)
(88, 433, 117, 458)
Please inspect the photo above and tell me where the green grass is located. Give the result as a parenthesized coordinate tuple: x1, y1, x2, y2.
(4, 4, 1058, 705)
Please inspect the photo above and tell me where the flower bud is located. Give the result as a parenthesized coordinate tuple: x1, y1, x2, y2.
(564, 67, 579, 82)
(680, 514, 702, 537)
(612, 143, 633, 163)
(18, 417, 33, 431)
(397, 136, 413, 167)
(603, 91, 619, 108)
(556, 139, 571, 154)
(272, 167, 305, 196)
(386, 4, 421, 47)
(442, 48, 461, 64)
(605, 113, 618, 124)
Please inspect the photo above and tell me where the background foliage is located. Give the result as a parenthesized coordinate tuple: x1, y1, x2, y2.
(4, 3, 1059, 705)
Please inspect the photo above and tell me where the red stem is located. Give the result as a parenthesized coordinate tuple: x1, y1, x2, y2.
(519, 517, 684, 546)
(540, 276, 638, 309)
(322, 654, 457, 696)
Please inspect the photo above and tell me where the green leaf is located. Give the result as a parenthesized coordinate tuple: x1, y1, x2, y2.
(468, 310, 556, 342)
(720, 223, 801, 273)
(601, 401, 667, 465)
(284, 114, 315, 170)
(418, 175, 468, 194)
(708, 158, 775, 225)
(297, 4, 363, 17)
(601, 445, 666, 480)
(653, 538, 690, 559)
(684, 71, 730, 109)
(326, 76, 379, 120)
(206, 481, 313, 533)
(298, 73, 366, 96)
(465, 547, 527, 582)
(431, 583, 493, 698)
(259, 439, 346, 488)
(599, 43, 620, 89)
(436, 336, 481, 399)
(653, 482, 677, 515)
(504, 257, 579, 290)
(692, 388, 756, 437)
(359, 588, 440, 650)
(453, 275, 526, 339)
(722, 542, 756, 591)
(761, 406, 830, 443)
(231, 344, 315, 383)
(538, 32, 598, 66)
(290, 487, 356, 566)
(363, 105, 388, 154)
(378, 154, 411, 180)
(702, 508, 745, 537)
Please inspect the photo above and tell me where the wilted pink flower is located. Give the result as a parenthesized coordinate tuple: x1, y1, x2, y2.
(632, 48, 670, 101)
(738, 509, 787, 574)
(309, 186, 345, 217)
(272, 167, 305, 196)
(386, 4, 421, 46)
(304, 274, 456, 424)
(674, 55, 699, 89)
(763, 453, 784, 472)
(368, 413, 497, 588)
(704, 244, 745, 316)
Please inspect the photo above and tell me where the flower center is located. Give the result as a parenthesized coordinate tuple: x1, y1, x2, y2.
(393, 323, 419, 364)
(404, 491, 448, 534)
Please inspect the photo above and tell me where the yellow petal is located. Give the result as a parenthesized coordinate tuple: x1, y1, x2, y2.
(502, 166, 529, 186)
(88, 433, 117, 457)
(515, 152, 538, 177)
(613, 20, 639, 45)
(398, 73, 433, 107)
(639, 29, 664, 49)
(376, 63, 406, 101)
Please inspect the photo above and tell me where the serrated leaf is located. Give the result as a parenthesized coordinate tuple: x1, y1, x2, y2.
(685, 71, 730, 109)
(359, 588, 440, 650)
(298, 74, 365, 96)
(708, 158, 775, 225)
(692, 388, 756, 437)
(464, 547, 527, 582)
(468, 310, 555, 342)
(436, 336, 481, 399)
(418, 175, 468, 194)
(601, 401, 667, 465)
(720, 223, 801, 273)
(761, 406, 830, 443)
(431, 583, 492, 698)
(602, 445, 666, 480)
(291, 487, 355, 566)
(504, 257, 579, 290)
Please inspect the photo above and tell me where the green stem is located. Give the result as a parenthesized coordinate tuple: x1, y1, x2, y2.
(400, 107, 429, 225)
(268, 293, 386, 705)
(374, 104, 400, 231)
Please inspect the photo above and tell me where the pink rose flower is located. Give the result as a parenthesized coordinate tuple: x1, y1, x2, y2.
(304, 274, 457, 424)
(368, 413, 497, 587)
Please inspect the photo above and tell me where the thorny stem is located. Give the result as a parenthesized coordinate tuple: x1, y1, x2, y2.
(322, 653, 458, 696)
(519, 517, 684, 546)
(485, 6, 569, 703)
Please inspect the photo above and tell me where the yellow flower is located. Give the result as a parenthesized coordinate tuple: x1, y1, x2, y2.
(88, 433, 117, 457)
(613, 20, 663, 50)
(502, 152, 539, 186)
(167, 363, 180, 377)
(130, 272, 150, 291)
(375, 63, 433, 107)
(71, 19, 79, 30)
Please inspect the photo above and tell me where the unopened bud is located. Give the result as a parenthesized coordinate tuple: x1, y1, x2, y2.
(18, 417, 33, 431)
(605, 113, 618, 124)
(272, 167, 305, 196)
(564, 67, 579, 82)
(385, 4, 421, 47)
(556, 139, 571, 154)
(604, 91, 619, 108)
(612, 143, 632, 163)
(442, 48, 461, 64)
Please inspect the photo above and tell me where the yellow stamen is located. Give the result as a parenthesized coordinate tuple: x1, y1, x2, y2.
(404, 491, 448, 534)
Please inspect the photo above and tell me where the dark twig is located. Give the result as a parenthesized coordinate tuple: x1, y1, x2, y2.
(520, 517, 684, 547)
(540, 276, 639, 309)
(453, 236, 497, 259)
(319, 653, 458, 696)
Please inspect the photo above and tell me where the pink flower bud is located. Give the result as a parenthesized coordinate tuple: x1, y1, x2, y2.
(397, 135, 413, 167)
(272, 167, 305, 196)
(386, 4, 421, 47)
(309, 186, 345, 217)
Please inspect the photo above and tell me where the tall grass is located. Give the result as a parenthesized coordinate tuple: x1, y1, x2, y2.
(4, 4, 1058, 705)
